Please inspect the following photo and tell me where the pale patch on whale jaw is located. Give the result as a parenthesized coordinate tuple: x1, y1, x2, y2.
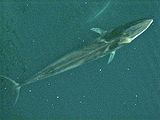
(119, 37, 133, 44)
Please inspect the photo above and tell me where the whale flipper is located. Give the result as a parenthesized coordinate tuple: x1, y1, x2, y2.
(108, 51, 116, 64)
(90, 28, 106, 35)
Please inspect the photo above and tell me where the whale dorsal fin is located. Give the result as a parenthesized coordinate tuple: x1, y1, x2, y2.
(108, 51, 116, 64)
(90, 28, 106, 35)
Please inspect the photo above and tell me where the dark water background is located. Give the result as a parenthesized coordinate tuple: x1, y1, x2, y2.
(0, 0, 160, 120)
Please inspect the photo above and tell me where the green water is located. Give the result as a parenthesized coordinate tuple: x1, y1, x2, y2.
(0, 0, 160, 120)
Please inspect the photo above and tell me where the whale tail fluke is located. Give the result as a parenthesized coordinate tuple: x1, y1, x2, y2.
(0, 75, 21, 106)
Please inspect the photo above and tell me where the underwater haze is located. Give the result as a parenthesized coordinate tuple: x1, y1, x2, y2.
(0, 0, 160, 120)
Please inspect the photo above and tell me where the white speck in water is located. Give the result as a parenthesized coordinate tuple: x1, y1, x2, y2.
(4, 87, 7, 90)
(47, 83, 51, 86)
(56, 96, 59, 99)
(127, 67, 130, 71)
(29, 89, 32, 92)
(51, 104, 54, 109)
(26, 3, 29, 7)
(32, 39, 35, 43)
(136, 94, 138, 98)
(70, 73, 73, 75)
(123, 101, 126, 105)
(85, 1, 88, 4)
(99, 68, 102, 72)
(133, 47, 136, 50)
(80, 101, 82, 104)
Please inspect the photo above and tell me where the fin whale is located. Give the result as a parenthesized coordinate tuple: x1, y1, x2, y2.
(0, 18, 153, 105)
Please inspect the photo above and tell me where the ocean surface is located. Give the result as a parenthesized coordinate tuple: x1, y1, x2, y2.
(0, 0, 160, 120)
